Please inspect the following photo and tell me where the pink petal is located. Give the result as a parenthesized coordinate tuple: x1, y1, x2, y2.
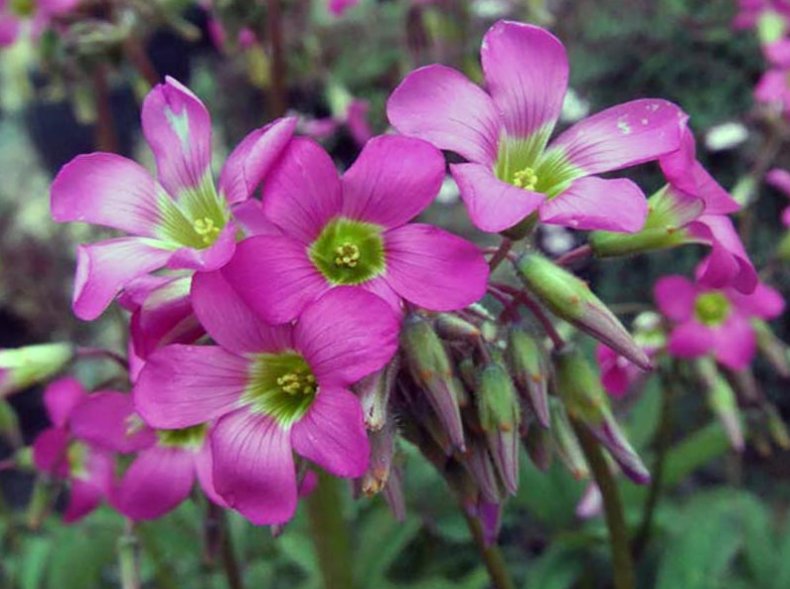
(50, 153, 162, 237)
(654, 275, 697, 321)
(261, 138, 342, 244)
(0, 14, 20, 47)
(43, 377, 86, 427)
(113, 446, 195, 520)
(222, 235, 329, 324)
(194, 441, 227, 506)
(481, 20, 568, 140)
(69, 392, 156, 453)
(386, 64, 501, 165)
(359, 277, 403, 316)
(64, 448, 113, 523)
(32, 427, 69, 477)
(72, 238, 174, 321)
(764, 39, 790, 67)
(142, 77, 213, 197)
(295, 287, 400, 386)
(383, 223, 489, 311)
(211, 409, 297, 525)
(450, 162, 544, 232)
(539, 176, 648, 232)
(37, 0, 79, 14)
(547, 99, 686, 176)
(341, 135, 444, 229)
(754, 69, 786, 104)
(165, 221, 237, 271)
(291, 387, 369, 477)
(231, 199, 283, 237)
(346, 99, 373, 146)
(690, 215, 757, 294)
(731, 283, 785, 319)
(218, 117, 297, 204)
(767, 168, 790, 197)
(713, 314, 757, 370)
(191, 270, 294, 355)
(667, 321, 715, 359)
(134, 345, 247, 429)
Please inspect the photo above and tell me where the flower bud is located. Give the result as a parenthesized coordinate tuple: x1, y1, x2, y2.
(355, 356, 400, 431)
(401, 314, 466, 451)
(548, 398, 588, 479)
(524, 425, 552, 471)
(765, 403, 790, 450)
(753, 320, 790, 378)
(697, 358, 744, 452)
(506, 327, 550, 427)
(553, 347, 650, 484)
(435, 313, 481, 341)
(576, 483, 603, 519)
(465, 438, 505, 503)
(383, 464, 406, 522)
(516, 253, 651, 370)
(0, 343, 74, 398)
(0, 400, 21, 448)
(476, 500, 503, 547)
(360, 421, 396, 496)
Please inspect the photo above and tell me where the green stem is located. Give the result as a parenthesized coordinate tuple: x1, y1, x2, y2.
(462, 510, 515, 589)
(118, 521, 141, 589)
(305, 471, 355, 589)
(219, 509, 244, 589)
(572, 421, 635, 589)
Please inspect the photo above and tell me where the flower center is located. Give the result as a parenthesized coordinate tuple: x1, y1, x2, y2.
(67, 442, 89, 479)
(513, 167, 539, 191)
(10, 0, 35, 17)
(158, 175, 230, 250)
(193, 217, 220, 245)
(694, 291, 731, 326)
(309, 217, 385, 285)
(157, 424, 208, 449)
(244, 352, 318, 426)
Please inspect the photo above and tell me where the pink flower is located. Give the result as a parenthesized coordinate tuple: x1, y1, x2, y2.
(387, 20, 686, 233)
(329, 0, 358, 16)
(766, 168, 790, 226)
(134, 273, 400, 524)
(755, 66, 790, 118)
(50, 77, 296, 320)
(222, 135, 489, 324)
(0, 0, 79, 47)
(655, 274, 785, 370)
(596, 345, 643, 398)
(32, 379, 151, 522)
(300, 98, 373, 148)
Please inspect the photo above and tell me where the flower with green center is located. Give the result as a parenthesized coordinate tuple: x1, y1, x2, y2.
(387, 20, 687, 233)
(655, 272, 785, 371)
(135, 273, 400, 525)
(51, 76, 296, 321)
(224, 135, 489, 324)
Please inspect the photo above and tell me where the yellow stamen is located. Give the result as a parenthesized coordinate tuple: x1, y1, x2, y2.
(334, 243, 361, 268)
(513, 167, 539, 191)
(193, 217, 220, 245)
(276, 371, 317, 396)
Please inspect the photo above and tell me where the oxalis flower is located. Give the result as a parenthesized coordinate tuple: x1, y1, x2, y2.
(387, 20, 686, 234)
(50, 76, 296, 320)
(134, 273, 400, 524)
(655, 272, 785, 370)
(223, 135, 488, 324)
(0, 0, 79, 47)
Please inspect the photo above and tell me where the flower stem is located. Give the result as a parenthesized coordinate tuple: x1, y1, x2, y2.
(266, 0, 287, 117)
(555, 244, 592, 267)
(219, 509, 244, 589)
(462, 510, 515, 589)
(92, 65, 119, 153)
(305, 471, 355, 589)
(488, 238, 513, 272)
(76, 346, 128, 370)
(572, 420, 635, 589)
(118, 520, 141, 589)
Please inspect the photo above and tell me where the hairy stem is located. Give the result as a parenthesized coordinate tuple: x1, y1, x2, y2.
(305, 471, 355, 589)
(573, 421, 635, 589)
(463, 510, 516, 589)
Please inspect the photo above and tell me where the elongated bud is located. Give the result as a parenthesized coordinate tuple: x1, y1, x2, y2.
(553, 347, 650, 484)
(506, 327, 550, 427)
(548, 398, 589, 479)
(778, 231, 790, 261)
(516, 253, 651, 370)
(401, 314, 466, 451)
(458, 357, 478, 391)
(465, 438, 505, 503)
(765, 403, 790, 450)
(0, 343, 74, 398)
(697, 358, 744, 452)
(355, 356, 400, 431)
(0, 400, 22, 448)
(753, 320, 790, 378)
(383, 464, 406, 522)
(435, 313, 481, 341)
(476, 500, 503, 548)
(589, 186, 701, 258)
(360, 421, 396, 496)
(524, 425, 552, 471)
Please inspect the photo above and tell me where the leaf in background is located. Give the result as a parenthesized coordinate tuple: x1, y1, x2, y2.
(523, 543, 586, 589)
(355, 509, 422, 586)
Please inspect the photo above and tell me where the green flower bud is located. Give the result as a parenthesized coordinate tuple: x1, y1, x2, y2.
(0, 400, 21, 448)
(524, 425, 552, 471)
(476, 362, 520, 433)
(697, 358, 744, 451)
(355, 357, 400, 431)
(516, 253, 651, 370)
(754, 319, 790, 378)
(765, 403, 790, 450)
(360, 421, 396, 496)
(435, 313, 482, 341)
(506, 327, 550, 427)
(0, 343, 74, 398)
(548, 398, 589, 479)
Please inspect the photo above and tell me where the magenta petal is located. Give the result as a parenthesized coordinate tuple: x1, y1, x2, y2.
(548, 99, 686, 176)
(191, 270, 293, 354)
(166, 222, 237, 271)
(72, 238, 174, 321)
(218, 117, 297, 204)
(43, 377, 86, 427)
(0, 14, 21, 47)
(767, 168, 790, 197)
(194, 441, 227, 506)
(732, 283, 786, 320)
(114, 446, 195, 520)
(668, 321, 714, 359)
(231, 199, 283, 237)
(384, 223, 489, 311)
(291, 387, 369, 477)
(451, 162, 544, 232)
(341, 135, 445, 229)
(654, 275, 697, 321)
(539, 176, 648, 232)
(261, 138, 343, 244)
(713, 314, 757, 370)
(295, 288, 400, 386)
(481, 20, 568, 140)
(51, 153, 162, 237)
(212, 409, 297, 525)
(690, 215, 757, 294)
(222, 235, 329, 324)
(134, 345, 247, 429)
(142, 77, 213, 196)
(359, 277, 403, 316)
(64, 479, 104, 523)
(32, 427, 69, 477)
(387, 64, 501, 165)
(69, 392, 156, 453)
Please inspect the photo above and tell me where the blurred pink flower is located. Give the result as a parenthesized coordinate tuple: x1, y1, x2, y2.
(766, 168, 790, 226)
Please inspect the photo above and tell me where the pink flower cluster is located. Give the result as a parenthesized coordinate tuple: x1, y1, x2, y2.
(0, 0, 78, 48)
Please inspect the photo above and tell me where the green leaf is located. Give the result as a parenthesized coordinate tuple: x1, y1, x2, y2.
(523, 543, 586, 589)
